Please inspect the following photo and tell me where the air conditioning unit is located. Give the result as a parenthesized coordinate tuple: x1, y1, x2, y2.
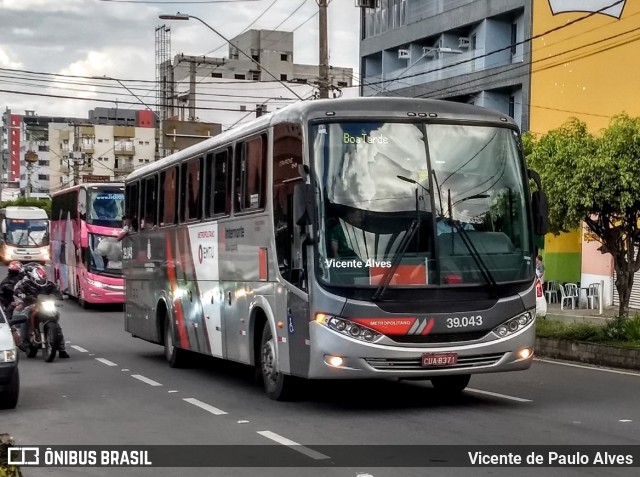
(458, 37, 470, 49)
(398, 49, 410, 60)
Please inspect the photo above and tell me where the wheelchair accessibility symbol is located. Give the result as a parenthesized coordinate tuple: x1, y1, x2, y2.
(288, 315, 295, 334)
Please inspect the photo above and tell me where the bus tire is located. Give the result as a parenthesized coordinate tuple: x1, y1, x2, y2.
(260, 323, 295, 401)
(77, 277, 87, 309)
(430, 374, 471, 394)
(164, 318, 188, 368)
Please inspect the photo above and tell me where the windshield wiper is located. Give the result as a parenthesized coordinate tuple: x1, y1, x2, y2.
(372, 218, 419, 302)
(27, 230, 40, 247)
(441, 216, 499, 296)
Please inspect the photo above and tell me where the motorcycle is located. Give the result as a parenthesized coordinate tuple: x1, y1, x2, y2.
(11, 295, 64, 363)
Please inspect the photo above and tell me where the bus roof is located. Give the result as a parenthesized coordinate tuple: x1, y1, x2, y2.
(0, 206, 48, 219)
(51, 183, 124, 197)
(126, 97, 518, 183)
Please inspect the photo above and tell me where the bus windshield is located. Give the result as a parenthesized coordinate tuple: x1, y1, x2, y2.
(5, 218, 49, 247)
(88, 189, 124, 227)
(312, 121, 532, 288)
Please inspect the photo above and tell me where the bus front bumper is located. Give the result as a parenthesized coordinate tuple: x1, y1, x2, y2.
(307, 320, 535, 379)
(3, 246, 49, 264)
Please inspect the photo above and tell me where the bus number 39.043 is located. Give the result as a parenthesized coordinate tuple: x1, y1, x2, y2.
(446, 316, 483, 328)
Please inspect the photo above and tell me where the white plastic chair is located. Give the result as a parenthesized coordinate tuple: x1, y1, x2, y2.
(559, 284, 576, 310)
(545, 281, 559, 303)
(587, 283, 600, 309)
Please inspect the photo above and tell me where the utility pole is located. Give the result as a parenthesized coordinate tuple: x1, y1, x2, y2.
(318, 0, 329, 99)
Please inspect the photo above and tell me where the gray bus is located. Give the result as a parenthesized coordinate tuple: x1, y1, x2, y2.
(123, 98, 548, 400)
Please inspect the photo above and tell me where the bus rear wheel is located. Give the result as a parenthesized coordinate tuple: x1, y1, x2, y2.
(164, 318, 188, 368)
(260, 323, 295, 401)
(430, 374, 471, 394)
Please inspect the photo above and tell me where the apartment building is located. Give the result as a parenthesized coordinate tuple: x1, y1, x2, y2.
(48, 123, 156, 193)
(166, 29, 354, 128)
(360, 0, 530, 129)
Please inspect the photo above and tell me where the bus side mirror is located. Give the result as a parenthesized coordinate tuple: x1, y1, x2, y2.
(528, 169, 549, 235)
(293, 183, 312, 227)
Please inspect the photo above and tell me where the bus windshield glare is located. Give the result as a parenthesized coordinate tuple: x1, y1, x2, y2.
(5, 218, 49, 247)
(312, 121, 532, 288)
(88, 189, 124, 227)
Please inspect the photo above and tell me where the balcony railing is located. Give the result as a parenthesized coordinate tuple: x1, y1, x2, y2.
(114, 145, 135, 156)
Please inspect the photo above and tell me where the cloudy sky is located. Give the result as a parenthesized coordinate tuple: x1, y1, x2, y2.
(0, 0, 361, 123)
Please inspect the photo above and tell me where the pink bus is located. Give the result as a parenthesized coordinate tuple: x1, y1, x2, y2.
(50, 183, 125, 307)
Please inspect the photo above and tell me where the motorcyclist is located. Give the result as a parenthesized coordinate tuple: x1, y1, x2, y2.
(0, 261, 24, 311)
(12, 264, 69, 359)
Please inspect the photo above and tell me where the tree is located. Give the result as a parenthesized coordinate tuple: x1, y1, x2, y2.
(525, 115, 640, 317)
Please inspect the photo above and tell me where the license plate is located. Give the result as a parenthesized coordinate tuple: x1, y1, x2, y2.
(23, 256, 32, 260)
(422, 352, 458, 367)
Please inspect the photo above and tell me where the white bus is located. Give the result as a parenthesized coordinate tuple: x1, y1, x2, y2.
(123, 98, 548, 400)
(0, 206, 50, 264)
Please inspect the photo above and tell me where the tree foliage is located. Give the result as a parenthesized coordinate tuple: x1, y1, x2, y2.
(524, 114, 640, 316)
(0, 197, 51, 218)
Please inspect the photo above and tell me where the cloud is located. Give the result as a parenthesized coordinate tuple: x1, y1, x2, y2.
(0, 0, 85, 13)
(0, 46, 22, 68)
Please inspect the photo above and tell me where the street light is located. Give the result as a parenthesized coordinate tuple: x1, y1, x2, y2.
(91, 75, 160, 120)
(158, 12, 304, 101)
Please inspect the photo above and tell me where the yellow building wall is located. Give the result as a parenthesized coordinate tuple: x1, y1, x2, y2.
(531, 0, 640, 133)
(531, 1, 639, 284)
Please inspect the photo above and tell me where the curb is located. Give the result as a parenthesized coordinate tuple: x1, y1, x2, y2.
(536, 337, 640, 371)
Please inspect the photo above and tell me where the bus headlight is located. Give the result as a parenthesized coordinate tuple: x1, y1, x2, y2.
(314, 313, 381, 343)
(86, 278, 104, 288)
(3, 246, 15, 260)
(492, 312, 534, 338)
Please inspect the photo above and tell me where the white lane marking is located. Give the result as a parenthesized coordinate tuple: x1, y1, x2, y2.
(466, 388, 532, 402)
(183, 398, 227, 415)
(535, 358, 640, 376)
(131, 374, 163, 387)
(620, 420, 633, 423)
(121, 368, 130, 372)
(168, 390, 179, 393)
(257, 431, 330, 460)
(70, 345, 88, 353)
(95, 358, 117, 367)
(237, 420, 250, 424)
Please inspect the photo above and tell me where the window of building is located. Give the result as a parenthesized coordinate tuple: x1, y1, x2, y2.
(38, 174, 49, 180)
(509, 96, 515, 119)
(234, 74, 245, 80)
(234, 135, 266, 212)
(280, 74, 288, 81)
(280, 54, 287, 61)
(211, 72, 223, 78)
(98, 139, 103, 143)
(511, 24, 517, 55)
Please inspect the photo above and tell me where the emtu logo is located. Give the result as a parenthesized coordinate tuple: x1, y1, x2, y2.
(548, 0, 626, 19)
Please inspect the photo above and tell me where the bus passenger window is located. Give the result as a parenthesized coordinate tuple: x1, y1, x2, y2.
(159, 167, 177, 226)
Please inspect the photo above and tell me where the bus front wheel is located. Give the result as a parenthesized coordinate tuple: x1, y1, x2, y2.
(430, 374, 471, 394)
(260, 323, 295, 401)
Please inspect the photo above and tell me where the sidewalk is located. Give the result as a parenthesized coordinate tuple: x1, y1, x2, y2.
(544, 302, 618, 325)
